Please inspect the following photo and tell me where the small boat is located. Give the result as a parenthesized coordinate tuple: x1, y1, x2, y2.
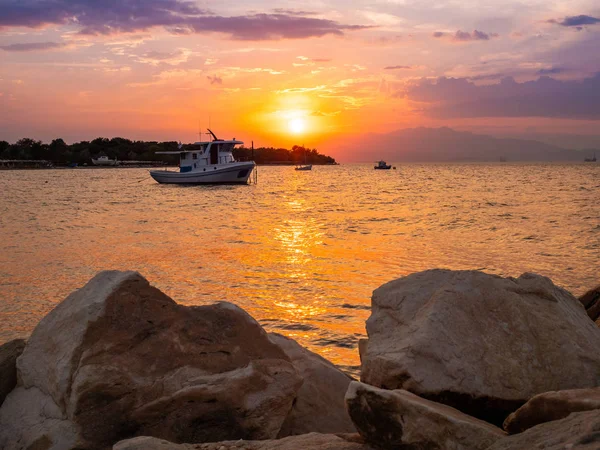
(150, 129, 255, 184)
(295, 146, 312, 171)
(584, 153, 597, 162)
(92, 155, 118, 166)
(295, 164, 312, 171)
(374, 160, 391, 170)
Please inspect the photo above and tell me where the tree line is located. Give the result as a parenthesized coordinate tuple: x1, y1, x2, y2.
(0, 139, 337, 165)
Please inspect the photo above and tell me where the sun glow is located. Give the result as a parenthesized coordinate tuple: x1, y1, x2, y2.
(288, 118, 306, 134)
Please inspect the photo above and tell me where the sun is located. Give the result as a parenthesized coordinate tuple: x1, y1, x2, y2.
(288, 118, 306, 134)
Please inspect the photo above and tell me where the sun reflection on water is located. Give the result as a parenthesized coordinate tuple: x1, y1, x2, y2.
(0, 164, 598, 376)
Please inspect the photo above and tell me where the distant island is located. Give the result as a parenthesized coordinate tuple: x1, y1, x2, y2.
(332, 127, 599, 162)
(0, 138, 337, 167)
(233, 145, 337, 165)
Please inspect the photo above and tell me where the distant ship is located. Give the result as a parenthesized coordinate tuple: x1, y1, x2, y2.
(374, 160, 392, 170)
(584, 152, 597, 162)
(92, 156, 118, 166)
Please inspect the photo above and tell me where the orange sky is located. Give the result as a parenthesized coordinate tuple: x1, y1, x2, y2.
(0, 0, 599, 157)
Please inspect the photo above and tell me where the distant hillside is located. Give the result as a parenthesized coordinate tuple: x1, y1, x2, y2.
(334, 127, 591, 162)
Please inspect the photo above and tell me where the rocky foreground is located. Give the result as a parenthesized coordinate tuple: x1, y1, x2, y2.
(0, 269, 599, 450)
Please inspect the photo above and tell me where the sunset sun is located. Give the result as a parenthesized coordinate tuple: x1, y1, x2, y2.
(288, 118, 306, 134)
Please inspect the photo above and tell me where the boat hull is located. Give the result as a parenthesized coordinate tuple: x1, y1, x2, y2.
(149, 162, 255, 184)
(92, 159, 118, 166)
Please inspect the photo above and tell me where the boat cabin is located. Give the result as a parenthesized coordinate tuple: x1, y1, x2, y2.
(157, 139, 243, 173)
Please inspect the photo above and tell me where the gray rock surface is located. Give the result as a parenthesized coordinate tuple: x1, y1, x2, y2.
(489, 409, 600, 450)
(114, 433, 374, 450)
(360, 270, 600, 424)
(269, 333, 356, 436)
(0, 271, 302, 450)
(0, 338, 26, 405)
(345, 381, 505, 450)
(503, 387, 600, 434)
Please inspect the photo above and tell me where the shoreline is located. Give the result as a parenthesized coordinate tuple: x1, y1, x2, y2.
(0, 269, 598, 450)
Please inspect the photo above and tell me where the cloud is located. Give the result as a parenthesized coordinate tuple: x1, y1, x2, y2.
(405, 74, 600, 119)
(549, 15, 600, 27)
(207, 75, 222, 85)
(384, 65, 411, 70)
(136, 49, 191, 65)
(0, 41, 67, 52)
(0, 0, 370, 40)
(536, 67, 565, 75)
(433, 30, 499, 42)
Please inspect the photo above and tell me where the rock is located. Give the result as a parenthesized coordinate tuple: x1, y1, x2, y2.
(0, 338, 26, 405)
(503, 387, 600, 434)
(579, 285, 600, 322)
(268, 333, 356, 436)
(360, 270, 600, 425)
(114, 433, 374, 450)
(345, 381, 505, 450)
(488, 409, 600, 450)
(0, 271, 302, 450)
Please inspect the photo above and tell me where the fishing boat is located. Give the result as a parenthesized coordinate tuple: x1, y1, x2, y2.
(374, 160, 391, 170)
(150, 129, 255, 184)
(295, 164, 312, 171)
(584, 152, 597, 162)
(91, 155, 118, 166)
(295, 146, 312, 171)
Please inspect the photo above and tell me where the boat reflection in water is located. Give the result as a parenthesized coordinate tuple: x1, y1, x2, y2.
(150, 129, 255, 184)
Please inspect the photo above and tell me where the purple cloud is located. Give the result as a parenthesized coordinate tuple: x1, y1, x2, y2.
(536, 67, 565, 75)
(0, 0, 370, 40)
(549, 15, 600, 27)
(384, 65, 411, 70)
(406, 74, 600, 119)
(207, 75, 222, 85)
(433, 30, 498, 42)
(0, 41, 67, 51)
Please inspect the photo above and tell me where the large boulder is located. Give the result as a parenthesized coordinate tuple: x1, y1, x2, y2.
(0, 338, 26, 405)
(0, 271, 302, 450)
(360, 270, 600, 425)
(114, 433, 374, 450)
(488, 409, 600, 450)
(345, 381, 505, 450)
(579, 285, 600, 323)
(503, 387, 600, 434)
(269, 333, 356, 436)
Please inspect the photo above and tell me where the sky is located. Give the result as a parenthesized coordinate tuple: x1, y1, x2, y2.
(0, 0, 599, 154)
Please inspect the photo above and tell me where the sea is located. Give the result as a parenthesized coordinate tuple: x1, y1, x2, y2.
(0, 163, 598, 376)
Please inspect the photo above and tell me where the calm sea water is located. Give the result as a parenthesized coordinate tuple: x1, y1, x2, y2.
(1, 164, 598, 375)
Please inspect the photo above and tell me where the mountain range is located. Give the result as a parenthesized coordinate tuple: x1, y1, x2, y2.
(331, 127, 596, 162)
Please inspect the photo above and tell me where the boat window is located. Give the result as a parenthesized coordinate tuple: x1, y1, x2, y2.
(180, 152, 186, 160)
(192, 153, 197, 160)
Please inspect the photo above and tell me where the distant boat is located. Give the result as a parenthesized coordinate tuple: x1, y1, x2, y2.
(374, 160, 391, 170)
(584, 152, 597, 162)
(150, 129, 255, 184)
(92, 155, 118, 166)
(295, 146, 312, 171)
